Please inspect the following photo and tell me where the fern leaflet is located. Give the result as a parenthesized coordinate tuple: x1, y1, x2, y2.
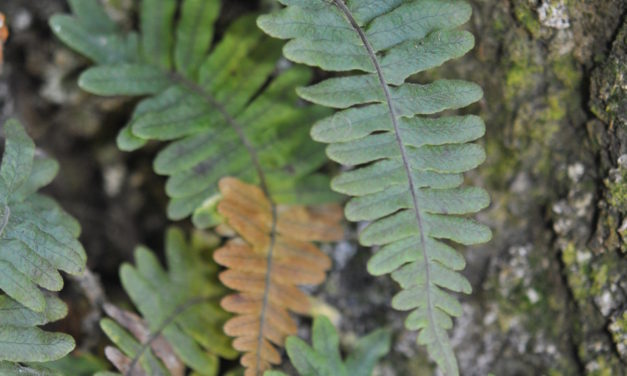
(0, 119, 86, 369)
(258, 1, 492, 374)
(214, 178, 343, 376)
(265, 316, 391, 376)
(98, 227, 236, 376)
(50, 0, 339, 229)
(52, 3, 346, 375)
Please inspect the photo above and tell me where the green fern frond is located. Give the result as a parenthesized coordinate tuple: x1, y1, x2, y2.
(50, 0, 340, 229)
(50, 0, 138, 65)
(0, 119, 86, 367)
(264, 316, 391, 376)
(0, 358, 67, 376)
(0, 294, 74, 367)
(258, 1, 492, 374)
(99, 227, 236, 376)
(39, 352, 109, 375)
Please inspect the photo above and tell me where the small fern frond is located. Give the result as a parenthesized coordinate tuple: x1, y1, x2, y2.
(0, 119, 86, 367)
(0, 294, 74, 368)
(51, 0, 340, 228)
(50, 0, 138, 65)
(99, 227, 236, 376)
(264, 316, 391, 376)
(214, 178, 343, 376)
(259, 1, 492, 374)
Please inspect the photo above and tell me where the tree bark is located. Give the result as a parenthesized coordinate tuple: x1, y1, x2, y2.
(407, 1, 626, 374)
(329, 1, 627, 375)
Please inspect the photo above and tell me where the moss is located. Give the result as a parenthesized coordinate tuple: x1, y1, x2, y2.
(552, 55, 582, 90)
(603, 214, 621, 251)
(548, 369, 564, 376)
(488, 243, 572, 353)
(501, 53, 580, 182)
(619, 220, 627, 252)
(407, 354, 434, 375)
(606, 171, 627, 210)
(514, 4, 541, 37)
(570, 268, 590, 301)
(562, 242, 576, 265)
(592, 264, 608, 294)
(544, 95, 567, 121)
(484, 138, 518, 188)
(611, 312, 627, 337)
(608, 312, 627, 355)
(589, 20, 626, 127)
(561, 243, 592, 301)
(493, 17, 505, 32)
(505, 62, 542, 101)
(587, 357, 614, 376)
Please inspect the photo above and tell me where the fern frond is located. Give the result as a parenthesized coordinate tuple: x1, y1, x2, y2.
(98, 227, 236, 376)
(0, 119, 86, 366)
(0, 294, 74, 366)
(51, 0, 340, 228)
(258, 1, 492, 374)
(265, 316, 391, 376)
(214, 178, 343, 376)
(0, 359, 66, 376)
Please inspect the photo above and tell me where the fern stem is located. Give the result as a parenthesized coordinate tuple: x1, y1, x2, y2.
(126, 296, 212, 376)
(330, 1, 454, 374)
(168, 73, 271, 196)
(169, 72, 280, 376)
(256, 204, 278, 376)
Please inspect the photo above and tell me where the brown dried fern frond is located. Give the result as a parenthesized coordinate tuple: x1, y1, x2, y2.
(213, 177, 343, 376)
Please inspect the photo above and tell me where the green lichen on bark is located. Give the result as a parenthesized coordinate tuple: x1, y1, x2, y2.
(322, 1, 625, 374)
(590, 19, 627, 128)
(440, 0, 627, 374)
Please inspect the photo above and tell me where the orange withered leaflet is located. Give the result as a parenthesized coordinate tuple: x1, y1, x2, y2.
(0, 13, 8, 70)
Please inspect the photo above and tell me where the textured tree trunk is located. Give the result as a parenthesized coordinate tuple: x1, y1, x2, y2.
(410, 1, 626, 374)
(457, 1, 626, 374)
(328, 1, 627, 375)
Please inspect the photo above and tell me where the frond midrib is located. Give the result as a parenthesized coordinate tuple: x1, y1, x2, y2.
(330, 1, 454, 374)
(125, 296, 212, 376)
(167, 70, 279, 376)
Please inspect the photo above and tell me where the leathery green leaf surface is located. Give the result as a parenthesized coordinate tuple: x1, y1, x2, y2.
(51, 0, 341, 229)
(101, 228, 236, 376)
(259, 1, 491, 374)
(0, 119, 84, 364)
